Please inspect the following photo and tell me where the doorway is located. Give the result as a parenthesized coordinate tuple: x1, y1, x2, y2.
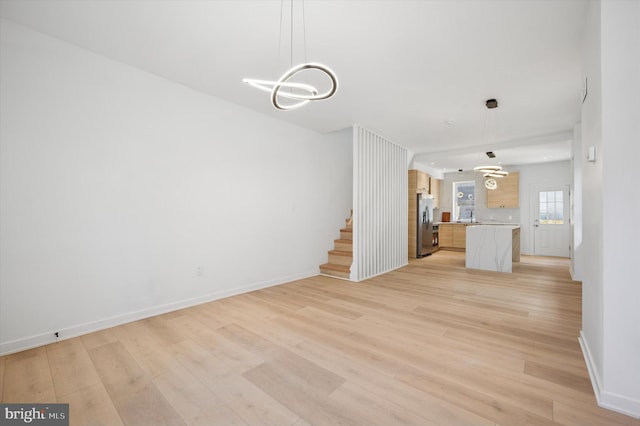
(532, 185, 570, 257)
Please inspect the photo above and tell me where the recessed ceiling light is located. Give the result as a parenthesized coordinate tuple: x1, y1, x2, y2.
(431, 162, 435, 165)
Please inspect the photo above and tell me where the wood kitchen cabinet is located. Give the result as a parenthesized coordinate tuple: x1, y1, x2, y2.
(439, 223, 467, 250)
(439, 224, 453, 248)
(452, 225, 467, 249)
(408, 190, 418, 258)
(408, 169, 436, 258)
(487, 172, 519, 208)
(430, 178, 440, 209)
(409, 169, 430, 193)
(409, 169, 439, 200)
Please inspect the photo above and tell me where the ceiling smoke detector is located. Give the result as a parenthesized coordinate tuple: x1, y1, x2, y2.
(486, 98, 498, 109)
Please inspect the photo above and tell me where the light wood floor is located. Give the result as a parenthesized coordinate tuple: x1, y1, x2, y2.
(2, 251, 639, 425)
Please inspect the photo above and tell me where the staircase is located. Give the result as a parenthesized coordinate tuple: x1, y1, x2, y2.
(320, 211, 353, 279)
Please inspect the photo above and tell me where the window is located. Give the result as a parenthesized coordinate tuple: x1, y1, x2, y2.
(539, 190, 564, 224)
(453, 181, 475, 221)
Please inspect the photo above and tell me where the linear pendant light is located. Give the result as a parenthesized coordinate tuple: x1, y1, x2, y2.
(243, 0, 338, 111)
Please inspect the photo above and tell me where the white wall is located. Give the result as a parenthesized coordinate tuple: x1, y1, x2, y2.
(439, 160, 572, 255)
(0, 20, 353, 354)
(579, 0, 605, 398)
(579, 0, 640, 418)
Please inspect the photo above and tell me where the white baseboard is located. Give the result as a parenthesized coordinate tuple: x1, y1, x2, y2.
(0, 270, 317, 356)
(579, 331, 604, 401)
(599, 390, 640, 419)
(579, 331, 640, 419)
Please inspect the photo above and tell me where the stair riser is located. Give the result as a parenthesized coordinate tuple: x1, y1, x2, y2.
(335, 242, 352, 252)
(328, 254, 353, 266)
(340, 231, 352, 240)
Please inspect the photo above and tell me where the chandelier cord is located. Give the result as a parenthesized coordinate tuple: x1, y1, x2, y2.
(302, 0, 307, 63)
(278, 0, 283, 65)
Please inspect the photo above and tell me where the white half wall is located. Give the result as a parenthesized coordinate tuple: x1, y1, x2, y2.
(352, 125, 408, 281)
(0, 20, 353, 355)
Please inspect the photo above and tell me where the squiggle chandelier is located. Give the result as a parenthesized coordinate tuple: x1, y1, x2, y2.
(474, 165, 508, 178)
(474, 165, 508, 190)
(243, 1, 338, 111)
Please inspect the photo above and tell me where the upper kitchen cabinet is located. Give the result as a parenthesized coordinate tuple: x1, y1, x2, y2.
(409, 169, 441, 207)
(430, 177, 440, 209)
(487, 172, 519, 208)
(409, 169, 430, 193)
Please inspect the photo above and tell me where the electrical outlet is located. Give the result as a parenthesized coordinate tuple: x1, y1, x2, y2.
(196, 266, 203, 277)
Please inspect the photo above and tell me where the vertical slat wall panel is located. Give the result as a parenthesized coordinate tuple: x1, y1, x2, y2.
(351, 125, 407, 281)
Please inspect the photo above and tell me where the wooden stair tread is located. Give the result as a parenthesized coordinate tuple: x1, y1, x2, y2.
(340, 228, 352, 233)
(335, 239, 352, 244)
(319, 263, 351, 272)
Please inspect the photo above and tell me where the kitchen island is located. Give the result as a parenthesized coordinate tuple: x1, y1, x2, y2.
(465, 225, 521, 272)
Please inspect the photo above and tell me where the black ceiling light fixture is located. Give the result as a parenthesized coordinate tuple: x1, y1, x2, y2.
(474, 98, 508, 189)
(486, 98, 498, 109)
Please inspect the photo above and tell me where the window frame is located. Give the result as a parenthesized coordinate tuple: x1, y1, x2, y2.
(452, 180, 476, 222)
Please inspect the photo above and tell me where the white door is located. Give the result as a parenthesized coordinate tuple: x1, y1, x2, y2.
(533, 185, 570, 257)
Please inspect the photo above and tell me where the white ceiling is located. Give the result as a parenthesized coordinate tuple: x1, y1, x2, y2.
(0, 0, 587, 173)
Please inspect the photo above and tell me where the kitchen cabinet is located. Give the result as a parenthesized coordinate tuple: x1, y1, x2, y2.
(431, 178, 440, 209)
(408, 169, 425, 258)
(409, 169, 439, 200)
(487, 172, 519, 208)
(408, 169, 437, 258)
(439, 223, 467, 250)
(408, 191, 418, 258)
(439, 224, 453, 247)
(409, 169, 430, 193)
(452, 224, 467, 249)
(408, 169, 442, 258)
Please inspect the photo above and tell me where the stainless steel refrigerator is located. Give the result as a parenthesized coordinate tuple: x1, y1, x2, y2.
(417, 194, 435, 257)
